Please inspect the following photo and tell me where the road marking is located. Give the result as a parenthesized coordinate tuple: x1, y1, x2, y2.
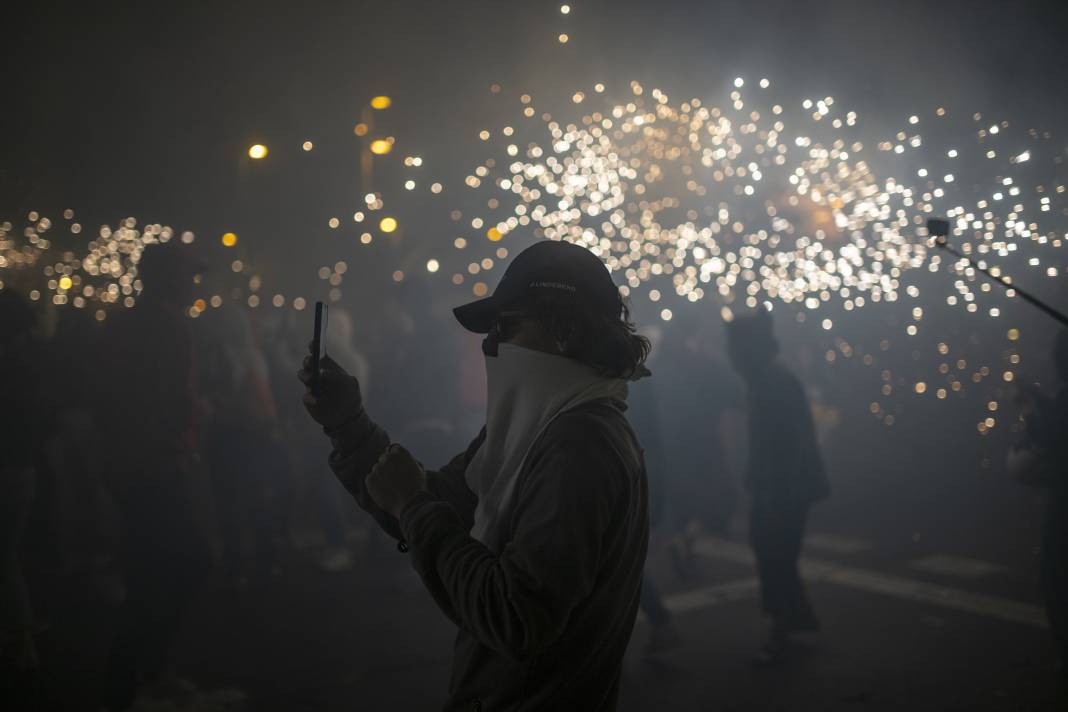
(908, 554, 1009, 578)
(662, 577, 761, 614)
(690, 537, 1048, 630)
(805, 533, 873, 555)
(635, 577, 760, 624)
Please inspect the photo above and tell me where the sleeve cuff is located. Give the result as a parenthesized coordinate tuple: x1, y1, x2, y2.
(398, 490, 467, 561)
(398, 490, 438, 539)
(325, 409, 383, 457)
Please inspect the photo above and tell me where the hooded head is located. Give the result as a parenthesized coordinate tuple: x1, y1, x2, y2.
(0, 288, 36, 348)
(725, 309, 779, 379)
(137, 242, 205, 309)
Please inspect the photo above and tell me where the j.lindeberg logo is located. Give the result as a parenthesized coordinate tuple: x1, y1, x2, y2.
(529, 281, 577, 292)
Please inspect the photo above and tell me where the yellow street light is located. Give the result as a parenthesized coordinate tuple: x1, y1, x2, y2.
(370, 138, 394, 155)
(248, 144, 268, 159)
(379, 217, 398, 233)
(370, 95, 392, 110)
(221, 232, 238, 247)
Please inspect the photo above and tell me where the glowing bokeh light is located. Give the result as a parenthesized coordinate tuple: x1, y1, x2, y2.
(370, 138, 393, 155)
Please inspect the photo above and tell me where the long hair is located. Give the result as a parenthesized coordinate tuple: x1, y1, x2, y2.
(505, 292, 651, 379)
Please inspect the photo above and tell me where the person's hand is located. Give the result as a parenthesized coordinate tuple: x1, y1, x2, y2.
(298, 347, 364, 428)
(366, 444, 427, 520)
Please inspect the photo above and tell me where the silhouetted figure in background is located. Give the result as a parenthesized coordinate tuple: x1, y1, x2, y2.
(96, 244, 213, 710)
(299, 241, 650, 710)
(726, 310, 829, 664)
(200, 305, 287, 583)
(0, 289, 42, 697)
(628, 375, 682, 655)
(656, 311, 741, 579)
(1015, 328, 1068, 681)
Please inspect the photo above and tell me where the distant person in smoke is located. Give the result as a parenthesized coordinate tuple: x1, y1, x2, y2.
(625, 328, 683, 655)
(0, 288, 42, 695)
(200, 304, 287, 583)
(656, 310, 742, 579)
(726, 309, 829, 665)
(1012, 328, 1068, 681)
(95, 243, 216, 710)
(299, 240, 651, 711)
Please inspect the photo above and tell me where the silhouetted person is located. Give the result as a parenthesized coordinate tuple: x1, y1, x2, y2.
(95, 243, 213, 710)
(200, 304, 286, 583)
(655, 311, 741, 578)
(1015, 328, 1068, 680)
(726, 310, 829, 664)
(300, 240, 650, 711)
(0, 288, 42, 695)
(628, 370, 682, 654)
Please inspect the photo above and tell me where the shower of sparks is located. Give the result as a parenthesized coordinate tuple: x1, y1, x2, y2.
(444, 80, 1064, 324)
(418, 79, 1065, 433)
(0, 213, 190, 319)
(3, 67, 1066, 434)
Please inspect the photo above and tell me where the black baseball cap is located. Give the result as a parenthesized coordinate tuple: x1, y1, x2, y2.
(453, 239, 622, 333)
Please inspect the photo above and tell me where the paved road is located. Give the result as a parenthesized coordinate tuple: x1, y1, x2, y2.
(160, 519, 1062, 712)
(25, 515, 1064, 711)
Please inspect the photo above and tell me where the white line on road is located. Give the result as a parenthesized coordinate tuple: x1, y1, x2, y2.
(908, 554, 1009, 578)
(635, 577, 761, 624)
(662, 577, 761, 615)
(804, 533, 873, 555)
(690, 537, 1048, 629)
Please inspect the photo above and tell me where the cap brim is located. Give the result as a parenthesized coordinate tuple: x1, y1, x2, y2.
(453, 296, 498, 333)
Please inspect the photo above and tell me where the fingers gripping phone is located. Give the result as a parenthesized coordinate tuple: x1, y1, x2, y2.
(311, 301, 329, 398)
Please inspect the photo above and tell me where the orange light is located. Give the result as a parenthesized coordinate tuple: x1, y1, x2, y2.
(353, 123, 369, 136)
(486, 227, 503, 241)
(221, 232, 238, 247)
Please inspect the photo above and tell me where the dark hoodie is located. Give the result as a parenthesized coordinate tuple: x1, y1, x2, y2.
(326, 398, 648, 711)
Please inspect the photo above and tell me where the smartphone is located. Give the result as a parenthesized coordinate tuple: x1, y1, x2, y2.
(311, 301, 329, 397)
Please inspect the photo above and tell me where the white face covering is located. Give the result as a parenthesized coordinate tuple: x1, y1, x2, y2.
(464, 343, 629, 550)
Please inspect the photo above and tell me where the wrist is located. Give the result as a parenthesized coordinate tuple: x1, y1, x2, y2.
(397, 489, 434, 528)
(324, 408, 370, 449)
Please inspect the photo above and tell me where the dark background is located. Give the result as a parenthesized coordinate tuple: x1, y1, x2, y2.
(4, 2, 1068, 709)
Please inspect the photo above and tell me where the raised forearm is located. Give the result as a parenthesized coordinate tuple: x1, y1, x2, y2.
(326, 410, 396, 536)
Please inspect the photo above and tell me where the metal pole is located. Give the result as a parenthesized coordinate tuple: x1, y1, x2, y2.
(926, 218, 1068, 328)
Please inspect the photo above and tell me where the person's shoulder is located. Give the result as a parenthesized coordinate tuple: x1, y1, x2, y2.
(768, 361, 803, 388)
(533, 403, 639, 495)
(542, 400, 638, 463)
(553, 398, 629, 431)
